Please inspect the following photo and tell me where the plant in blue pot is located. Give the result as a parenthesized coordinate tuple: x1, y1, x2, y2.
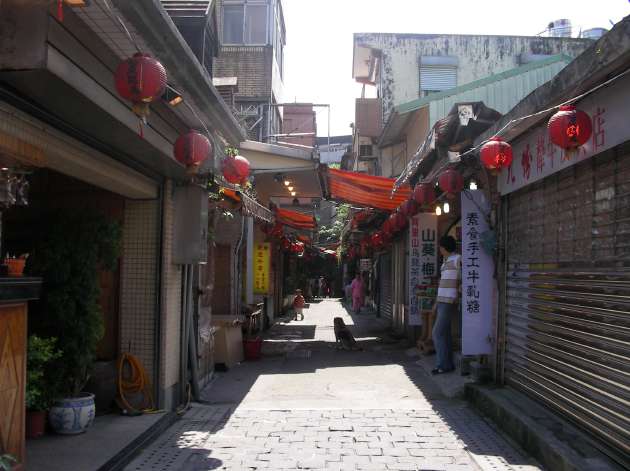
(27, 211, 121, 434)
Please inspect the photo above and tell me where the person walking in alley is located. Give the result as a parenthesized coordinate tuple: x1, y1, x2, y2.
(351, 272, 365, 314)
(432, 235, 461, 375)
(293, 289, 305, 321)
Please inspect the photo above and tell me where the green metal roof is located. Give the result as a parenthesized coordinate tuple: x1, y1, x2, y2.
(395, 54, 572, 115)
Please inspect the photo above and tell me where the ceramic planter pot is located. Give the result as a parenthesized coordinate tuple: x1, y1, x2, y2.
(49, 393, 95, 434)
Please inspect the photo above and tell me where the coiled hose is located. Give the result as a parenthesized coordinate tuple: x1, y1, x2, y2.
(117, 352, 158, 414)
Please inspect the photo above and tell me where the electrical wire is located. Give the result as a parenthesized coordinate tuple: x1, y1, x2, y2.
(396, 65, 630, 192)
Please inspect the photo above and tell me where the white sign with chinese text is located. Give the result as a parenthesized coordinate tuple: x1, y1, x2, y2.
(499, 73, 630, 195)
(408, 213, 438, 326)
(461, 190, 494, 355)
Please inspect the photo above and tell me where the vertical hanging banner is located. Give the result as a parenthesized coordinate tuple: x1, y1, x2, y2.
(461, 190, 495, 355)
(253, 242, 270, 294)
(408, 213, 438, 326)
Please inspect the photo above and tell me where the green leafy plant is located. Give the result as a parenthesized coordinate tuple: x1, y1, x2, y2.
(0, 454, 16, 471)
(27, 211, 121, 398)
(26, 335, 62, 411)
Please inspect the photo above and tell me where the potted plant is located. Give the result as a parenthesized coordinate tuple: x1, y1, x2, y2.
(25, 335, 62, 438)
(27, 211, 121, 434)
(0, 454, 16, 471)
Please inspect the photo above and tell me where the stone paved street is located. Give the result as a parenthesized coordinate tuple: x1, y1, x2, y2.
(125, 299, 542, 471)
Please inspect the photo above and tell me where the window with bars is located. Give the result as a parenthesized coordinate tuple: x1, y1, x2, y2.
(222, 1, 268, 45)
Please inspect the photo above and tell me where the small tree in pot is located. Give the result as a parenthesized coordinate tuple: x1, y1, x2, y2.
(27, 211, 121, 434)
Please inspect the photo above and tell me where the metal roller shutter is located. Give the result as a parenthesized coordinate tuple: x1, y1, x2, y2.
(379, 253, 393, 321)
(504, 145, 630, 466)
(419, 65, 457, 92)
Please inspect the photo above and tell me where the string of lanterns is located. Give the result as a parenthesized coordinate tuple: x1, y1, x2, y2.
(113, 51, 250, 182)
(344, 104, 594, 261)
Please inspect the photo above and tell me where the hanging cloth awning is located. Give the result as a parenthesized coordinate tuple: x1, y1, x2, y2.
(321, 167, 412, 211)
(275, 207, 317, 230)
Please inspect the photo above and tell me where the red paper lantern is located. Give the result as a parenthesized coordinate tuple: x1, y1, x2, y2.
(381, 218, 392, 234)
(270, 223, 284, 238)
(281, 237, 291, 251)
(222, 155, 251, 185)
(389, 212, 407, 232)
(295, 242, 305, 256)
(371, 232, 383, 249)
(480, 137, 513, 172)
(548, 105, 592, 150)
(438, 169, 464, 198)
(174, 131, 212, 170)
(115, 53, 167, 118)
(413, 183, 436, 206)
(399, 199, 419, 218)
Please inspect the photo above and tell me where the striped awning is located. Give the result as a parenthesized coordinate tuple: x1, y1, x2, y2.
(275, 208, 317, 230)
(322, 167, 411, 210)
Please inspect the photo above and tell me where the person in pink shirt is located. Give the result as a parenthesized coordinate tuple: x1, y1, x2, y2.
(350, 273, 364, 313)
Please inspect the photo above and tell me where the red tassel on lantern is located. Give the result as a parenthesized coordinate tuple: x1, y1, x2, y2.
(174, 131, 212, 173)
(438, 169, 464, 199)
(222, 155, 251, 185)
(399, 199, 419, 218)
(548, 105, 592, 150)
(480, 137, 513, 172)
(413, 183, 436, 207)
(115, 53, 167, 119)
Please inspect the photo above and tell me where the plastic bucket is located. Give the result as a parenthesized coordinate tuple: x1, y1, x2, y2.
(243, 337, 262, 361)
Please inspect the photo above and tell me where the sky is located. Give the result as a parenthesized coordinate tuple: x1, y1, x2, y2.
(280, 0, 630, 137)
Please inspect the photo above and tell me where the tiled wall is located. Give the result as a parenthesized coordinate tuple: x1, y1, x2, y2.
(119, 199, 159, 384)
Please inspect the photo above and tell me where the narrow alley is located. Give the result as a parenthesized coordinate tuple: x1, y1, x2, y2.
(125, 299, 540, 471)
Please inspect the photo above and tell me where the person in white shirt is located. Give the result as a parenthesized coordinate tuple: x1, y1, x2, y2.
(432, 235, 461, 375)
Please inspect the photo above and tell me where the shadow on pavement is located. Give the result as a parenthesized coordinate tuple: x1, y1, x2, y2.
(186, 299, 539, 470)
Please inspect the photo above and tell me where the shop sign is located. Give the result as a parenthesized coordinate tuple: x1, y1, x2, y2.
(408, 213, 437, 326)
(461, 190, 494, 355)
(253, 242, 270, 294)
(499, 73, 630, 195)
(359, 258, 371, 272)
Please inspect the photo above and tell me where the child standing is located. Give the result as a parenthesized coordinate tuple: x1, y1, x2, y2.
(293, 289, 305, 321)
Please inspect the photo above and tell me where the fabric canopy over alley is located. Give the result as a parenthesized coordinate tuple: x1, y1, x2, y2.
(275, 207, 317, 230)
(320, 167, 411, 210)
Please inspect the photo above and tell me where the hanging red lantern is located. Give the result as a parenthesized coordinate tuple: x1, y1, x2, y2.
(295, 242, 305, 256)
(438, 169, 464, 199)
(115, 53, 167, 119)
(371, 232, 384, 249)
(389, 212, 407, 232)
(270, 223, 284, 238)
(413, 183, 436, 207)
(480, 137, 513, 172)
(174, 131, 212, 172)
(399, 199, 419, 218)
(381, 218, 392, 234)
(222, 155, 251, 185)
(548, 105, 592, 150)
(281, 237, 291, 251)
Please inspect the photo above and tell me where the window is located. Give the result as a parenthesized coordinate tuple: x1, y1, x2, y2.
(222, 1, 268, 45)
(359, 145, 373, 157)
(419, 56, 458, 95)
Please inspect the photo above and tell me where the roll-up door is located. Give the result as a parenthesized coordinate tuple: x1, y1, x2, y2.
(504, 145, 630, 466)
(379, 252, 393, 321)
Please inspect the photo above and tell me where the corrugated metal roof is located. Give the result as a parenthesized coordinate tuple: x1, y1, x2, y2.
(380, 54, 572, 147)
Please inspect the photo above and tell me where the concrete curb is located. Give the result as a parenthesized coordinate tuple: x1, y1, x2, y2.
(465, 384, 622, 471)
(98, 411, 178, 471)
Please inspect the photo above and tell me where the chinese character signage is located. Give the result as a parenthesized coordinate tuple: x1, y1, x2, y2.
(408, 213, 437, 326)
(461, 190, 494, 355)
(253, 242, 270, 294)
(500, 73, 630, 195)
